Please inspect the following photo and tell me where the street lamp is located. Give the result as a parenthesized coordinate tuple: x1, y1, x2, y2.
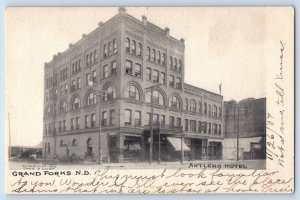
(145, 83, 163, 164)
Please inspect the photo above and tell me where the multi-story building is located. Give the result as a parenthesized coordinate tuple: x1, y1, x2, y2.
(43, 8, 224, 163)
(223, 98, 266, 160)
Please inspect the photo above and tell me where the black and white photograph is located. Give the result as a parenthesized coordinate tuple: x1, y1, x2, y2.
(5, 7, 294, 194)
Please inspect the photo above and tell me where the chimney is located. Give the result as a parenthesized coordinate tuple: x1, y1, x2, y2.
(165, 27, 170, 36)
(142, 15, 147, 25)
(98, 21, 103, 27)
(118, 7, 126, 14)
(82, 33, 87, 38)
(180, 38, 185, 44)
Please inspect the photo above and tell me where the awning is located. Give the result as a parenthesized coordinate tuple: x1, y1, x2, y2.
(167, 137, 190, 151)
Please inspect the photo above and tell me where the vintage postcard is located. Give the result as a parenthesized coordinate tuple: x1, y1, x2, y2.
(5, 7, 294, 194)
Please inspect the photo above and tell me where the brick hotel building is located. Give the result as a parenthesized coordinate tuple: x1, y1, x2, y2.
(43, 8, 224, 163)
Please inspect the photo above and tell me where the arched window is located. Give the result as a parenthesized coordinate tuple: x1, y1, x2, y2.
(125, 85, 140, 100)
(190, 99, 196, 112)
(108, 42, 112, 55)
(169, 56, 173, 68)
(137, 43, 142, 56)
(184, 98, 188, 111)
(145, 90, 164, 106)
(87, 92, 97, 106)
(131, 40, 136, 54)
(162, 53, 166, 65)
(89, 52, 93, 65)
(72, 97, 80, 110)
(113, 39, 117, 53)
(104, 86, 116, 101)
(125, 37, 130, 52)
(93, 49, 97, 63)
(174, 57, 177, 70)
(169, 96, 180, 109)
(157, 51, 161, 64)
(146, 47, 150, 60)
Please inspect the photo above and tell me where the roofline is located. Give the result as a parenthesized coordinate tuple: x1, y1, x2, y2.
(184, 83, 223, 98)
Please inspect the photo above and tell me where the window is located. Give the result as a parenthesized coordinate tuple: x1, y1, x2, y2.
(174, 58, 177, 70)
(63, 120, 66, 131)
(203, 122, 207, 134)
(64, 83, 68, 94)
(213, 105, 217, 116)
(137, 43, 142, 56)
(102, 111, 107, 126)
(146, 68, 151, 81)
(184, 98, 188, 111)
(75, 117, 80, 130)
(85, 115, 90, 128)
(71, 80, 76, 91)
(146, 113, 151, 125)
(108, 42, 112, 55)
(125, 60, 132, 75)
(204, 102, 207, 114)
(89, 52, 93, 65)
(94, 50, 98, 63)
(77, 77, 81, 89)
(169, 56, 173, 68)
(60, 102, 67, 113)
(146, 47, 150, 60)
(86, 73, 91, 86)
(198, 121, 202, 133)
(213, 123, 218, 135)
(162, 53, 166, 65)
(153, 114, 159, 124)
(151, 49, 156, 62)
(199, 101, 202, 113)
(209, 104, 212, 116)
(157, 51, 161, 63)
(153, 70, 159, 82)
(91, 114, 96, 127)
(176, 77, 181, 89)
(190, 99, 196, 112)
(103, 44, 108, 57)
(60, 85, 63, 96)
(190, 120, 196, 132)
(145, 90, 164, 106)
(125, 85, 140, 100)
(113, 39, 117, 53)
(87, 92, 97, 106)
(110, 110, 115, 126)
(135, 111, 141, 126)
(134, 63, 141, 77)
(72, 139, 78, 146)
(125, 109, 132, 125)
(177, 118, 181, 127)
(72, 97, 80, 110)
(131, 40, 136, 54)
(92, 70, 97, 83)
(103, 65, 108, 78)
(56, 122, 59, 132)
(125, 38, 130, 52)
(160, 72, 165, 84)
(178, 60, 182, 72)
(169, 75, 174, 87)
(219, 106, 222, 117)
(104, 86, 116, 101)
(160, 115, 165, 125)
(111, 61, 117, 75)
(169, 116, 175, 126)
(208, 123, 211, 134)
(169, 96, 180, 109)
(71, 118, 75, 130)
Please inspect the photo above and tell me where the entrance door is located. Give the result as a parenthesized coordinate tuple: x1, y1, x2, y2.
(109, 136, 117, 163)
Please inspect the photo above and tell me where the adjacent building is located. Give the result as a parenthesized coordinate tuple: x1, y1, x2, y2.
(43, 8, 224, 163)
(223, 98, 266, 160)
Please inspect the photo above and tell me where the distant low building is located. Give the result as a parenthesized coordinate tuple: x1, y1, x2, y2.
(223, 98, 266, 160)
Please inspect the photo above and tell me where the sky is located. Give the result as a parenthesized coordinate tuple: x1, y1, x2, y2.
(5, 7, 266, 146)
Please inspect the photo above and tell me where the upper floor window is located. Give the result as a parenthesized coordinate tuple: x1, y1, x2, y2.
(110, 110, 116, 126)
(151, 49, 156, 62)
(204, 102, 207, 114)
(169, 116, 175, 126)
(103, 44, 108, 57)
(126, 38, 130, 52)
(125, 85, 140, 100)
(137, 43, 142, 56)
(111, 61, 117, 75)
(190, 99, 196, 112)
(157, 51, 161, 64)
(184, 98, 188, 111)
(92, 70, 97, 83)
(104, 86, 116, 101)
(145, 90, 164, 106)
(176, 77, 181, 89)
(125, 60, 132, 75)
(72, 97, 80, 110)
(160, 72, 165, 85)
(113, 39, 117, 53)
(87, 92, 97, 106)
(77, 77, 81, 89)
(102, 111, 108, 126)
(125, 109, 132, 125)
(134, 63, 141, 77)
(60, 102, 67, 113)
(208, 104, 212, 116)
(153, 70, 159, 82)
(169, 75, 174, 87)
(169, 96, 180, 109)
(199, 101, 202, 113)
(131, 40, 136, 54)
(108, 42, 112, 55)
(178, 60, 182, 71)
(135, 111, 141, 126)
(146, 47, 150, 60)
(103, 65, 108, 78)
(162, 53, 166, 65)
(218, 106, 222, 117)
(174, 58, 177, 70)
(169, 56, 173, 68)
(213, 105, 217, 116)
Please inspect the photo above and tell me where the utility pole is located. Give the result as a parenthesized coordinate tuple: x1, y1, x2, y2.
(236, 104, 240, 161)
